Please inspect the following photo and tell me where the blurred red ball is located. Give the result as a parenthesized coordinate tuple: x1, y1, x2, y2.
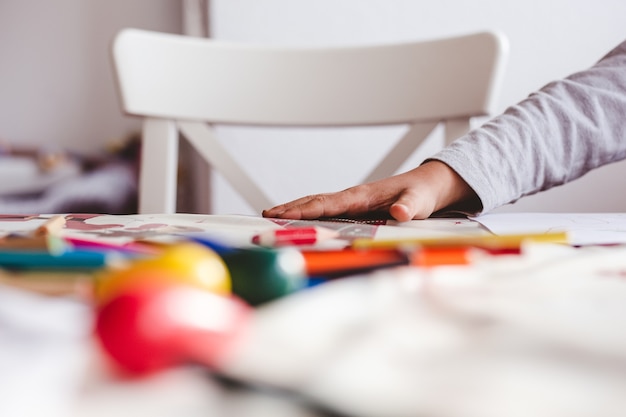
(95, 278, 250, 375)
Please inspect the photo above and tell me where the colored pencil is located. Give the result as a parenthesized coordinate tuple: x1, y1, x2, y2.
(301, 248, 409, 277)
(33, 215, 66, 237)
(252, 227, 339, 247)
(63, 236, 160, 256)
(0, 249, 111, 270)
(351, 231, 569, 250)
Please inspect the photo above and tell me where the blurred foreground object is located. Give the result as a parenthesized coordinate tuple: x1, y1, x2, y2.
(95, 281, 250, 374)
(94, 242, 231, 305)
(96, 243, 626, 417)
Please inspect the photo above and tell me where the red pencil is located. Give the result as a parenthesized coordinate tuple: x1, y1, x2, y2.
(251, 227, 339, 247)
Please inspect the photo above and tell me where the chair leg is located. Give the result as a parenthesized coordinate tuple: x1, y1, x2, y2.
(177, 121, 274, 213)
(444, 118, 471, 145)
(139, 118, 179, 214)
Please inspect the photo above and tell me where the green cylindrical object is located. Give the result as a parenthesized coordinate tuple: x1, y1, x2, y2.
(221, 246, 306, 306)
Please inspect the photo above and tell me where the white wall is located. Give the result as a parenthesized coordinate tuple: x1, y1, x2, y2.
(210, 0, 626, 215)
(0, 1, 181, 155)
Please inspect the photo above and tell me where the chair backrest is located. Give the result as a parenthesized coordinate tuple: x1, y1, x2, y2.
(112, 28, 508, 214)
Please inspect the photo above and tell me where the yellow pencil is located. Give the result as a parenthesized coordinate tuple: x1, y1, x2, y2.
(351, 231, 569, 250)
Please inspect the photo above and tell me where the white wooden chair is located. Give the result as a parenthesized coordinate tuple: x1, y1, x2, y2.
(112, 29, 508, 214)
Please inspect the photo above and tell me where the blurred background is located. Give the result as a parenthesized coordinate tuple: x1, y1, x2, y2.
(0, 0, 180, 214)
(2, 0, 626, 215)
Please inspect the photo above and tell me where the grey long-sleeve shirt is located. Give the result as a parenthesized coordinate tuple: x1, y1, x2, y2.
(432, 39, 626, 214)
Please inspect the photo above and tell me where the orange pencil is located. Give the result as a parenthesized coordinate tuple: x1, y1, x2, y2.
(301, 248, 409, 277)
(411, 247, 473, 267)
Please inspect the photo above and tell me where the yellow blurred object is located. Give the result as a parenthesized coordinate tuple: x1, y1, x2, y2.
(94, 242, 231, 304)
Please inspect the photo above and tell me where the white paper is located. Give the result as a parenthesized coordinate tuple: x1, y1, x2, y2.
(470, 212, 626, 246)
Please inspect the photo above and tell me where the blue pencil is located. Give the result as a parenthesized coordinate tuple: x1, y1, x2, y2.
(0, 249, 110, 270)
